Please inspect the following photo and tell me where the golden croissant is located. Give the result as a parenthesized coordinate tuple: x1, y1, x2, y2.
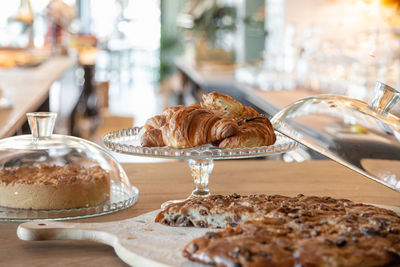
(141, 128, 165, 147)
(142, 105, 185, 147)
(144, 105, 184, 131)
(218, 117, 276, 148)
(141, 104, 206, 147)
(141, 92, 276, 148)
(141, 105, 239, 148)
(162, 105, 239, 148)
(201, 92, 259, 119)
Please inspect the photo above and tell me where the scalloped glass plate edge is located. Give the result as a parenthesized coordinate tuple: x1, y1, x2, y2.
(103, 127, 299, 159)
(0, 186, 139, 222)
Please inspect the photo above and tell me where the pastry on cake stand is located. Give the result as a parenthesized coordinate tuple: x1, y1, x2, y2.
(103, 127, 298, 207)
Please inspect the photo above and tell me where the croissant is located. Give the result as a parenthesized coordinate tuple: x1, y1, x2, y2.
(141, 128, 165, 147)
(144, 115, 166, 131)
(141, 93, 275, 148)
(144, 105, 185, 131)
(162, 106, 239, 148)
(201, 92, 259, 119)
(161, 105, 185, 120)
(218, 117, 276, 148)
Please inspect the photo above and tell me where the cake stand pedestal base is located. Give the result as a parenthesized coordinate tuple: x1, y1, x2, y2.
(161, 159, 214, 209)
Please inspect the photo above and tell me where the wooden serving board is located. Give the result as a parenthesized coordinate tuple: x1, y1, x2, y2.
(17, 210, 215, 267)
(17, 205, 400, 267)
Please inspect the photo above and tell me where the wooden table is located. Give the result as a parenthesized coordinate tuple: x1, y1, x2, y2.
(0, 160, 399, 266)
(0, 55, 76, 138)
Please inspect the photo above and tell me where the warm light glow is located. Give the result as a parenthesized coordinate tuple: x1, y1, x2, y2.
(357, 0, 381, 17)
(360, 0, 400, 7)
(380, 0, 400, 8)
(358, 0, 400, 25)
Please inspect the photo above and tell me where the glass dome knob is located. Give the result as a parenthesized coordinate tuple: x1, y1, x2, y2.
(26, 112, 57, 139)
(369, 81, 400, 115)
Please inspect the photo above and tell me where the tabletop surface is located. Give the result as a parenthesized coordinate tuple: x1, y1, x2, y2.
(0, 55, 76, 138)
(0, 160, 399, 266)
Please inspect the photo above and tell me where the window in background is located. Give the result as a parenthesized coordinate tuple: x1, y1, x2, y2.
(0, 0, 78, 48)
(0, 2, 24, 46)
(87, 0, 162, 126)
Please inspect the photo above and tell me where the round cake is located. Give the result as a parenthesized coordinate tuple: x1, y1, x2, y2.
(0, 164, 110, 210)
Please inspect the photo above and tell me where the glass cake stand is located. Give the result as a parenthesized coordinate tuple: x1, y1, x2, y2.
(103, 127, 298, 207)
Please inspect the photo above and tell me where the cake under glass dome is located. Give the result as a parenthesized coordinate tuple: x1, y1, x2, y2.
(0, 112, 138, 221)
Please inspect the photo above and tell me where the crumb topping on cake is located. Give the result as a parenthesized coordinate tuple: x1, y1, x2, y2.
(181, 194, 400, 267)
(0, 165, 109, 186)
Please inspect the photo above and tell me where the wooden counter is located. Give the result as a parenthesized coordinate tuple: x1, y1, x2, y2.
(0, 160, 399, 266)
(0, 55, 76, 138)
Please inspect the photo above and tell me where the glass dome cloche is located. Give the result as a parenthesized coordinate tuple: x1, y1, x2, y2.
(0, 112, 138, 221)
(271, 81, 400, 194)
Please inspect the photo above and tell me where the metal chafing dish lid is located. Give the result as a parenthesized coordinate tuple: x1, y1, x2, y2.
(271, 81, 400, 193)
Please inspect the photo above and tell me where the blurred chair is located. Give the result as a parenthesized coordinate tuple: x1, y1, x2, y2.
(92, 80, 134, 144)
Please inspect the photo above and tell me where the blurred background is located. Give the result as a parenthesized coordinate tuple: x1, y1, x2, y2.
(0, 0, 400, 158)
